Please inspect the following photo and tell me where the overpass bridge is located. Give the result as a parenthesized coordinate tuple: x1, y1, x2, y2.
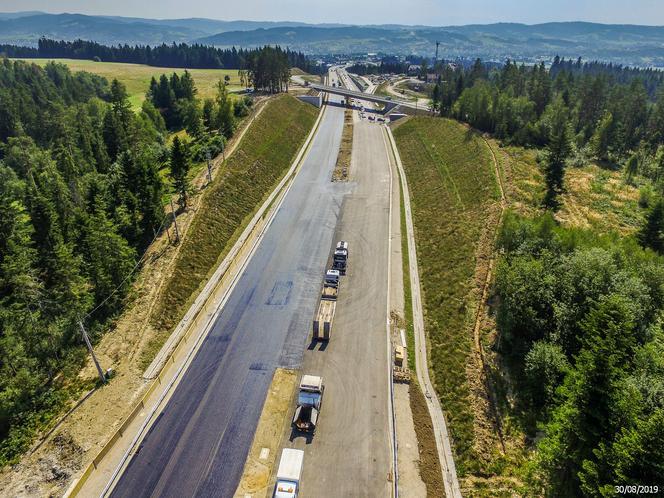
(308, 82, 427, 114)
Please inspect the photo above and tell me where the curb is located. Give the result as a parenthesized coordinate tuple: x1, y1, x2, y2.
(64, 97, 328, 498)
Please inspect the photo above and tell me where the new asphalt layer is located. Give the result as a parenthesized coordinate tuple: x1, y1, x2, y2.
(110, 92, 349, 498)
(283, 114, 394, 498)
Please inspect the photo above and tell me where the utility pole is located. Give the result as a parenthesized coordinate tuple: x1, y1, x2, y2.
(435, 41, 440, 62)
(206, 149, 212, 184)
(79, 321, 106, 384)
(170, 197, 180, 243)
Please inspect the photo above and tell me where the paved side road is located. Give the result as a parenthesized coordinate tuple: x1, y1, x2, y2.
(109, 80, 350, 498)
(280, 71, 394, 498)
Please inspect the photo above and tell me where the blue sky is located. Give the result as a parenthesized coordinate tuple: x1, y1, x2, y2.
(2, 0, 664, 25)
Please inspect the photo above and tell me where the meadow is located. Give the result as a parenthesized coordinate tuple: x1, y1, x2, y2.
(17, 58, 243, 109)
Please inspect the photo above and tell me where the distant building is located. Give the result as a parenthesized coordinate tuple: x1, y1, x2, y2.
(407, 64, 420, 75)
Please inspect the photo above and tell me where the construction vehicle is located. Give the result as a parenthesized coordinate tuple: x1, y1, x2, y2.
(333, 241, 348, 274)
(324, 269, 340, 288)
(274, 448, 304, 498)
(313, 295, 336, 340)
(292, 375, 324, 433)
(313, 269, 339, 341)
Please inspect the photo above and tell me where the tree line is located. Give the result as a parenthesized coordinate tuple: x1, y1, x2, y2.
(0, 56, 257, 464)
(429, 58, 664, 209)
(238, 46, 291, 93)
(0, 38, 317, 73)
(0, 59, 169, 463)
(495, 213, 664, 495)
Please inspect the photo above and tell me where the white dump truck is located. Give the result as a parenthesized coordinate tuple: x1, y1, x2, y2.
(292, 375, 324, 432)
(274, 448, 304, 498)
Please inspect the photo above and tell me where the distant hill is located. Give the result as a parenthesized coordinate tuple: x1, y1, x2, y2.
(1, 12, 664, 66)
(198, 22, 664, 66)
(0, 11, 43, 20)
(0, 13, 204, 45)
(0, 12, 347, 46)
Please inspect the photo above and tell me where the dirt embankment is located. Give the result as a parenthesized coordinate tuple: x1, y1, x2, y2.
(234, 369, 297, 498)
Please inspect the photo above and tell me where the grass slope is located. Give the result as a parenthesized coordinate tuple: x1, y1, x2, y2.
(151, 94, 317, 339)
(393, 117, 500, 473)
(15, 58, 242, 109)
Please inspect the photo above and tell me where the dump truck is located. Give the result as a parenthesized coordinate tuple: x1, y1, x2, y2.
(274, 448, 304, 498)
(292, 375, 324, 433)
(313, 296, 335, 341)
(333, 241, 349, 274)
(313, 269, 340, 340)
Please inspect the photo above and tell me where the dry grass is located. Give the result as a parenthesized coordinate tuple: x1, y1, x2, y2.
(409, 381, 445, 498)
(332, 109, 353, 181)
(148, 95, 317, 349)
(487, 140, 544, 217)
(558, 164, 643, 234)
(489, 138, 644, 234)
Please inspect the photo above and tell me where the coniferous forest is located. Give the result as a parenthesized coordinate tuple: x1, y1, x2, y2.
(0, 48, 285, 463)
(0, 38, 316, 73)
(0, 58, 168, 463)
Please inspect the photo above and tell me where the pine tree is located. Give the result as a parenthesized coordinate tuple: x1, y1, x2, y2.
(169, 136, 191, 210)
(544, 100, 573, 209)
(539, 296, 637, 495)
(589, 112, 614, 162)
(215, 81, 235, 139)
(639, 199, 664, 253)
(81, 201, 137, 318)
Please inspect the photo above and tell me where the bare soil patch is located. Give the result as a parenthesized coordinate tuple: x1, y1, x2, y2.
(332, 109, 353, 181)
(409, 381, 444, 498)
(235, 368, 297, 498)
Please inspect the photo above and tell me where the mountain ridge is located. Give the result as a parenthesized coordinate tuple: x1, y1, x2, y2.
(1, 12, 663, 65)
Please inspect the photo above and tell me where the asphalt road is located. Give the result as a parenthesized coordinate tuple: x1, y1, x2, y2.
(281, 70, 393, 498)
(110, 85, 349, 498)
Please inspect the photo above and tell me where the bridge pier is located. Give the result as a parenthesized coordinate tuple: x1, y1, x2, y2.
(383, 102, 398, 114)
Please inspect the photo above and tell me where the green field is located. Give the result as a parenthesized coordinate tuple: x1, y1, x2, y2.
(143, 94, 317, 364)
(394, 117, 500, 474)
(16, 58, 243, 109)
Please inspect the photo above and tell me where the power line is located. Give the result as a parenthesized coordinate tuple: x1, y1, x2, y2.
(84, 213, 169, 320)
(79, 320, 106, 384)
